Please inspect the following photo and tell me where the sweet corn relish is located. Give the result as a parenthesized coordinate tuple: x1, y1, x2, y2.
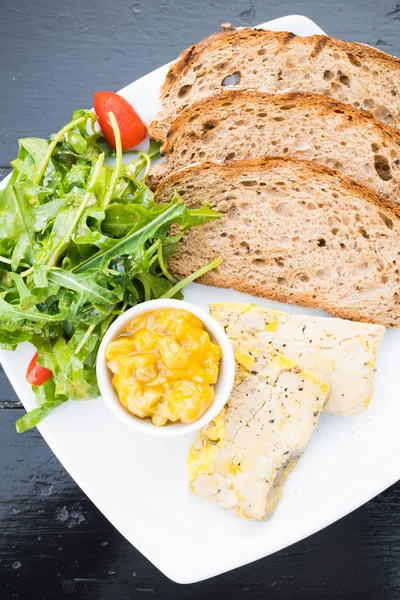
(105, 308, 222, 426)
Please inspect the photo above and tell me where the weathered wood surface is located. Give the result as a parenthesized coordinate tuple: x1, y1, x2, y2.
(1, 0, 400, 597)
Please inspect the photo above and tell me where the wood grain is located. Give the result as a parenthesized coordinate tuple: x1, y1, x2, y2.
(1, 0, 400, 598)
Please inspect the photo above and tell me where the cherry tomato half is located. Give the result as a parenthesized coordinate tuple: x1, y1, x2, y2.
(94, 91, 147, 151)
(26, 352, 53, 386)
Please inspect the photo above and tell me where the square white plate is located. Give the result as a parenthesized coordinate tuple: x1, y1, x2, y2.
(2, 14, 400, 584)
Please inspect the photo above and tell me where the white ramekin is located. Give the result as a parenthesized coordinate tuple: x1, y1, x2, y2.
(96, 299, 235, 437)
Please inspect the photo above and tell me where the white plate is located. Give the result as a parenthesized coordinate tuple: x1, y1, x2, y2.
(1, 15, 400, 585)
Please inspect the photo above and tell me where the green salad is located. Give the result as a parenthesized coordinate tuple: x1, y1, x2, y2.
(0, 109, 221, 432)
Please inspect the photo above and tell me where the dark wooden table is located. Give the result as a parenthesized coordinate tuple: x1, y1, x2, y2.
(1, 1, 400, 598)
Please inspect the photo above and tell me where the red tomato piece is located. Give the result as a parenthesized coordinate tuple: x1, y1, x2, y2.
(26, 352, 53, 386)
(94, 91, 147, 151)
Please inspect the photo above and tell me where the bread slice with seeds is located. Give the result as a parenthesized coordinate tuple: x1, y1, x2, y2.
(148, 28, 400, 141)
(155, 157, 400, 327)
(147, 91, 400, 215)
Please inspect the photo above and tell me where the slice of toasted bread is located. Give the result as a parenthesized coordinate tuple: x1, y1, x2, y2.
(147, 91, 400, 215)
(155, 158, 400, 327)
(148, 29, 400, 141)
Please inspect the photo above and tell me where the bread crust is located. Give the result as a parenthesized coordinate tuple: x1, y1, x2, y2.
(155, 157, 400, 327)
(148, 28, 400, 140)
(163, 29, 400, 96)
(144, 90, 400, 212)
(162, 89, 400, 153)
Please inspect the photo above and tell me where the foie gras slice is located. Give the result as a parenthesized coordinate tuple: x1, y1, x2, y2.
(187, 345, 329, 521)
(210, 303, 385, 416)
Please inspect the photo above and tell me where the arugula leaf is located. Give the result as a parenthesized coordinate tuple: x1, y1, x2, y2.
(34, 111, 95, 185)
(47, 268, 121, 305)
(10, 270, 59, 310)
(62, 163, 91, 191)
(135, 272, 179, 302)
(0, 183, 39, 269)
(102, 112, 122, 209)
(0, 328, 34, 350)
(68, 323, 99, 362)
(10, 137, 50, 185)
(0, 273, 63, 322)
(38, 154, 105, 266)
(16, 401, 66, 433)
(179, 202, 223, 230)
(74, 200, 186, 272)
(51, 337, 99, 399)
(101, 203, 136, 238)
(162, 257, 223, 299)
(34, 198, 65, 232)
(0, 297, 59, 322)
